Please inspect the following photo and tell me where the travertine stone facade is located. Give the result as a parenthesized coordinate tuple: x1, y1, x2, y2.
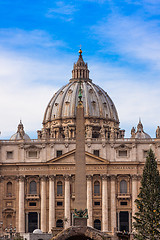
(0, 50, 160, 240)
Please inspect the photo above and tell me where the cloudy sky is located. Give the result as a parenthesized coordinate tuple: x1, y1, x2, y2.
(0, 0, 160, 139)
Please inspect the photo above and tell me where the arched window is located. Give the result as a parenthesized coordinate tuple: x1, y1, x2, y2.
(7, 182, 12, 197)
(29, 181, 37, 194)
(94, 219, 101, 230)
(56, 219, 63, 228)
(94, 181, 100, 195)
(57, 181, 62, 196)
(120, 180, 127, 194)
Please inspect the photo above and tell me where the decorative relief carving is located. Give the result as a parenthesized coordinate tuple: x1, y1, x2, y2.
(110, 166, 137, 170)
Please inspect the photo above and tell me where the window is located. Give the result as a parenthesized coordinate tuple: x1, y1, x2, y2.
(94, 219, 101, 230)
(120, 180, 127, 194)
(29, 181, 37, 194)
(57, 150, 62, 158)
(28, 151, 37, 158)
(29, 202, 36, 206)
(94, 181, 100, 195)
(6, 151, 13, 159)
(6, 214, 12, 227)
(56, 219, 63, 228)
(119, 150, 127, 157)
(93, 150, 99, 157)
(94, 201, 100, 206)
(143, 150, 148, 158)
(57, 201, 63, 206)
(7, 182, 12, 197)
(120, 202, 127, 206)
(57, 181, 63, 195)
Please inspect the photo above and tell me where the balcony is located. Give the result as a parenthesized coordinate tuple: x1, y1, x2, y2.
(26, 194, 40, 200)
(117, 193, 131, 199)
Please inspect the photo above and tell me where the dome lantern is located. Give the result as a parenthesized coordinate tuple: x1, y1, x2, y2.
(71, 48, 90, 81)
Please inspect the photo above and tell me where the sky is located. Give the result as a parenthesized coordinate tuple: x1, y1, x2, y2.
(0, 0, 160, 139)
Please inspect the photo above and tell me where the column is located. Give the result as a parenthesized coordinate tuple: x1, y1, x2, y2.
(25, 213, 28, 233)
(41, 176, 47, 232)
(110, 175, 116, 233)
(102, 175, 108, 232)
(64, 175, 70, 229)
(87, 175, 92, 227)
(38, 213, 40, 229)
(49, 175, 56, 232)
(132, 175, 138, 223)
(19, 176, 25, 233)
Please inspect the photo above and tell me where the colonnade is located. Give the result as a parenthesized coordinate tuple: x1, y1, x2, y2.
(18, 174, 140, 233)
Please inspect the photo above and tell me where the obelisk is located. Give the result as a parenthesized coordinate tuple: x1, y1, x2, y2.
(74, 80, 88, 226)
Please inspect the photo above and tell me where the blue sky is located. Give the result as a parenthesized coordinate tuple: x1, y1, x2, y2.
(1, 0, 160, 139)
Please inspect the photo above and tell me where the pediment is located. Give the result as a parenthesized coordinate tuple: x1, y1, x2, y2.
(47, 150, 109, 165)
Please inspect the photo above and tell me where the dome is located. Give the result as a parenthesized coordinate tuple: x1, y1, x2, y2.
(33, 229, 43, 234)
(10, 121, 30, 140)
(39, 50, 124, 140)
(43, 80, 119, 124)
(131, 120, 151, 139)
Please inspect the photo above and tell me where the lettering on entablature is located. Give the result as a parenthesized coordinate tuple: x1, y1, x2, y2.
(86, 166, 106, 170)
(51, 167, 75, 170)
(110, 166, 137, 170)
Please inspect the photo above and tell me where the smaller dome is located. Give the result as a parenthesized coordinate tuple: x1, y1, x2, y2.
(33, 229, 43, 234)
(10, 121, 30, 140)
(131, 119, 151, 139)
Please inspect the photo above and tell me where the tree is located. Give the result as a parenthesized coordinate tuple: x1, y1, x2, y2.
(133, 149, 160, 240)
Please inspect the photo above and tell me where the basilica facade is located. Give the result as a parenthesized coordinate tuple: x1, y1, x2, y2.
(0, 49, 160, 239)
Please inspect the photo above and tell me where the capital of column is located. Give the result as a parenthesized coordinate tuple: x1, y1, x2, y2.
(131, 174, 138, 180)
(110, 175, 117, 181)
(86, 175, 92, 181)
(48, 175, 56, 181)
(19, 175, 25, 182)
(64, 174, 71, 181)
(137, 175, 142, 181)
(101, 174, 108, 180)
(40, 175, 47, 181)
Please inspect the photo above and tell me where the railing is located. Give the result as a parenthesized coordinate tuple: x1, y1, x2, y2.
(26, 194, 39, 200)
(117, 193, 131, 199)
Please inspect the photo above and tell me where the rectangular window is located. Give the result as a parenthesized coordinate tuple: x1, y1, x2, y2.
(119, 150, 127, 157)
(120, 202, 127, 206)
(29, 202, 36, 206)
(28, 151, 37, 158)
(6, 151, 13, 159)
(57, 150, 62, 157)
(57, 201, 63, 206)
(143, 150, 148, 158)
(93, 150, 99, 157)
(94, 201, 100, 206)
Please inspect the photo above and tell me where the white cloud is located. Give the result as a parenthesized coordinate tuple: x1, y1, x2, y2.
(0, 50, 74, 139)
(0, 29, 66, 49)
(47, 1, 77, 21)
(93, 14, 160, 70)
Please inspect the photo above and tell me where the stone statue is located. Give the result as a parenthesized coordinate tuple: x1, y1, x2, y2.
(86, 126, 92, 138)
(156, 126, 160, 138)
(100, 126, 105, 139)
(63, 126, 69, 139)
(131, 127, 136, 138)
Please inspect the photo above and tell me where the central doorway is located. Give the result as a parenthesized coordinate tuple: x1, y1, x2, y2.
(28, 212, 38, 233)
